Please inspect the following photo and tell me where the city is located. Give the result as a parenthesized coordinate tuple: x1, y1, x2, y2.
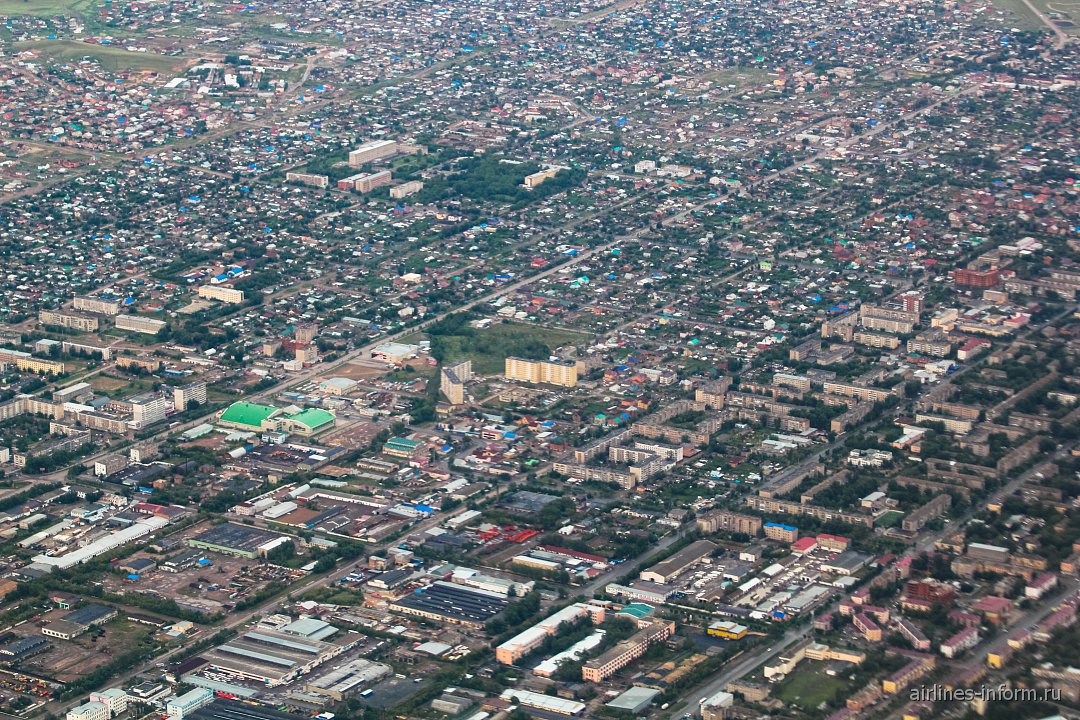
(0, 0, 1077, 718)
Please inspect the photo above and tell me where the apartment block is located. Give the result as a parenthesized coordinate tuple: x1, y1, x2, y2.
(853, 330, 901, 350)
(581, 620, 674, 682)
(74, 295, 123, 316)
(39, 310, 100, 332)
(116, 315, 166, 335)
(285, 172, 330, 188)
(348, 139, 399, 167)
(441, 360, 472, 405)
(505, 357, 578, 387)
(823, 381, 896, 403)
(198, 284, 245, 304)
(697, 510, 762, 536)
(390, 180, 424, 198)
(907, 330, 953, 357)
(173, 382, 207, 410)
(130, 393, 168, 428)
(0, 349, 65, 375)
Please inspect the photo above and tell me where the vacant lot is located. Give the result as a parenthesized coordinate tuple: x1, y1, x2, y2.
(421, 321, 593, 375)
(0, 0, 82, 16)
(13, 40, 182, 73)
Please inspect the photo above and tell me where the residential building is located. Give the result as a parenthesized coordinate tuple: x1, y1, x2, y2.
(39, 310, 100, 332)
(763, 522, 799, 543)
(581, 620, 674, 682)
(505, 357, 578, 387)
(74, 296, 122, 316)
(285, 172, 329, 188)
(116, 315, 167, 335)
(174, 382, 207, 411)
(198, 285, 245, 304)
(348, 140, 399, 167)
(441, 360, 472, 405)
(390, 180, 424, 198)
(696, 510, 762, 536)
(0, 349, 64, 375)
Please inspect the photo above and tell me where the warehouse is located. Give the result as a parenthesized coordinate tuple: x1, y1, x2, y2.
(188, 523, 290, 559)
(31, 516, 169, 571)
(0, 636, 49, 662)
(820, 551, 872, 576)
(188, 700, 305, 720)
(639, 540, 718, 584)
(279, 409, 335, 437)
(217, 402, 281, 431)
(500, 689, 584, 716)
(199, 625, 355, 686)
(392, 581, 508, 627)
(605, 686, 661, 715)
(43, 603, 117, 639)
(303, 658, 391, 701)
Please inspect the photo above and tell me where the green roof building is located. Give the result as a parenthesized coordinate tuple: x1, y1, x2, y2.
(383, 436, 422, 458)
(281, 408, 336, 436)
(218, 401, 281, 431)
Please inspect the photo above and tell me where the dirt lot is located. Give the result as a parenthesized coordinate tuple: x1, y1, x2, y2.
(104, 522, 305, 615)
(13, 614, 152, 684)
(321, 419, 381, 450)
(329, 362, 389, 381)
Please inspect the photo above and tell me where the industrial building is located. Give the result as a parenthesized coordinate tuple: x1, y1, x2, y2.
(166, 689, 214, 720)
(640, 540, 717, 584)
(198, 624, 355, 686)
(187, 701, 305, 720)
(303, 658, 391, 701)
(31, 516, 169, 571)
(42, 603, 117, 640)
(499, 689, 584, 716)
(496, 602, 606, 664)
(392, 581, 508, 627)
(217, 402, 282, 431)
(67, 701, 109, 720)
(605, 686, 660, 715)
(188, 523, 290, 559)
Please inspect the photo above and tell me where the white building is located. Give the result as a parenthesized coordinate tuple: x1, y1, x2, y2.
(67, 702, 109, 720)
(89, 689, 129, 717)
(166, 688, 214, 720)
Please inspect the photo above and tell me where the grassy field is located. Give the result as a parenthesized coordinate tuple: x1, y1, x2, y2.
(409, 321, 593, 375)
(875, 510, 905, 529)
(989, 0, 1080, 31)
(13, 39, 182, 72)
(773, 662, 847, 709)
(0, 0, 83, 15)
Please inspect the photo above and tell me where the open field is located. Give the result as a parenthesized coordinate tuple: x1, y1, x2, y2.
(12, 40, 183, 73)
(987, 0, 1078, 32)
(416, 321, 594, 375)
(773, 662, 847, 708)
(0, 0, 83, 16)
